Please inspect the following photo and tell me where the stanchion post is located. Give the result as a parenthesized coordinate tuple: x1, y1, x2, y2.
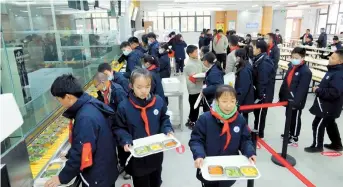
(247, 129, 258, 187)
(271, 99, 297, 167)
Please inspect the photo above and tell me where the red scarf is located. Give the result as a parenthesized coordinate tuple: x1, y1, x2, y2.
(147, 64, 157, 71)
(210, 110, 239, 150)
(216, 34, 222, 45)
(69, 119, 73, 144)
(129, 97, 157, 136)
(286, 61, 304, 88)
(102, 82, 111, 105)
(267, 43, 274, 55)
(230, 46, 240, 52)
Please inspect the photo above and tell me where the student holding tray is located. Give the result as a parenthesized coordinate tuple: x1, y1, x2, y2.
(114, 68, 174, 187)
(189, 85, 256, 187)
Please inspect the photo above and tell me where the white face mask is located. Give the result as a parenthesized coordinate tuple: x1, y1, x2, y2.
(123, 49, 132, 56)
(102, 84, 107, 91)
(108, 74, 114, 81)
(159, 49, 165, 54)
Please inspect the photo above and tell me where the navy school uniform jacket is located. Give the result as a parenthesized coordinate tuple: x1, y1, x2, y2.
(114, 91, 173, 176)
(172, 41, 187, 61)
(135, 45, 148, 54)
(268, 44, 280, 72)
(203, 64, 224, 104)
(332, 41, 343, 50)
(112, 72, 130, 93)
(60, 93, 118, 186)
(97, 82, 128, 112)
(279, 62, 312, 109)
(189, 111, 255, 181)
(310, 64, 343, 118)
(252, 53, 276, 103)
(235, 63, 254, 113)
(148, 41, 160, 59)
(124, 49, 144, 78)
(317, 32, 327, 48)
(158, 52, 171, 79)
(148, 65, 166, 102)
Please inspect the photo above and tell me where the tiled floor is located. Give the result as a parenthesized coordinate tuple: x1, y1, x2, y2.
(116, 74, 343, 187)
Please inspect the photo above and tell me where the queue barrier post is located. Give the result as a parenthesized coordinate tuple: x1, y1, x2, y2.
(271, 99, 297, 167)
(247, 129, 258, 187)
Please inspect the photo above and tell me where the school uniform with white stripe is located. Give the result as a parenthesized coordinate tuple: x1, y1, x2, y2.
(305, 64, 343, 152)
(279, 61, 312, 144)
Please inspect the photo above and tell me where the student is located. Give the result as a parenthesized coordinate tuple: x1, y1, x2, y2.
(45, 74, 118, 187)
(316, 28, 327, 48)
(300, 29, 313, 45)
(141, 34, 149, 49)
(92, 72, 130, 179)
(278, 47, 312, 145)
(120, 41, 144, 78)
(204, 29, 213, 47)
(266, 33, 280, 72)
(184, 45, 204, 129)
(244, 34, 252, 45)
(128, 36, 147, 54)
(189, 85, 256, 187)
(226, 35, 240, 73)
(252, 40, 275, 138)
(213, 29, 229, 70)
(202, 52, 225, 112)
(200, 46, 210, 61)
(158, 42, 171, 79)
(305, 50, 343, 153)
(147, 32, 160, 58)
(275, 29, 283, 44)
(98, 63, 130, 93)
(143, 55, 166, 103)
(114, 68, 174, 187)
(170, 34, 187, 75)
(235, 47, 254, 123)
(257, 33, 264, 42)
(331, 36, 342, 51)
(199, 32, 205, 50)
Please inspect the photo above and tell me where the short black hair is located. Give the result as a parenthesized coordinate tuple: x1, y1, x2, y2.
(130, 68, 152, 85)
(98, 63, 112, 72)
(186, 45, 198, 55)
(120, 41, 130, 49)
(159, 42, 169, 50)
(215, 85, 237, 100)
(51, 74, 83, 98)
(306, 29, 310, 32)
(229, 35, 239, 46)
(141, 34, 148, 44)
(147, 32, 156, 39)
(275, 29, 279, 32)
(201, 46, 210, 54)
(218, 29, 223, 33)
(213, 29, 217, 32)
(254, 40, 268, 53)
(143, 54, 159, 67)
(201, 32, 205, 35)
(333, 36, 339, 41)
(246, 34, 251, 37)
(267, 33, 276, 42)
(291, 47, 306, 58)
(169, 31, 176, 37)
(334, 49, 343, 60)
(128, 36, 139, 44)
(203, 52, 217, 64)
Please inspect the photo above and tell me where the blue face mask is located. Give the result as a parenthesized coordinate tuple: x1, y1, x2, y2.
(123, 49, 132, 56)
(291, 59, 301, 65)
(108, 74, 114, 81)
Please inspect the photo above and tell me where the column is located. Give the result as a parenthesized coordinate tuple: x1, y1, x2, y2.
(261, 6, 273, 35)
(225, 10, 237, 31)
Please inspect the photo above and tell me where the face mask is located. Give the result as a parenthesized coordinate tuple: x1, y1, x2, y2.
(142, 64, 146, 69)
(123, 49, 131, 56)
(265, 39, 269, 43)
(159, 49, 165, 54)
(108, 74, 114, 81)
(148, 40, 153, 45)
(276, 32, 279, 35)
(102, 84, 107, 91)
(291, 59, 301, 66)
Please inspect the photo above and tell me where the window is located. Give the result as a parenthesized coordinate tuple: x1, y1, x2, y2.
(180, 11, 187, 16)
(320, 7, 328, 14)
(197, 17, 204, 31)
(165, 17, 172, 30)
(328, 4, 339, 23)
(172, 17, 179, 30)
(188, 17, 195, 31)
(165, 12, 171, 16)
(148, 11, 157, 16)
(181, 17, 188, 32)
(340, 3, 343, 12)
(204, 17, 211, 29)
(158, 17, 164, 30)
(204, 11, 211, 15)
(317, 15, 328, 34)
(331, 25, 336, 34)
(172, 12, 179, 16)
(188, 11, 195, 16)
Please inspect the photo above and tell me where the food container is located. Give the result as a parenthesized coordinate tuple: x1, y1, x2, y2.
(225, 167, 242, 178)
(134, 146, 150, 156)
(208, 165, 224, 176)
(162, 78, 180, 92)
(240, 166, 259, 177)
(29, 154, 42, 163)
(163, 139, 178, 148)
(149, 143, 164, 152)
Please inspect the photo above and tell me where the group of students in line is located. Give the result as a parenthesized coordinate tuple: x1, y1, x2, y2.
(300, 28, 343, 51)
(44, 29, 343, 187)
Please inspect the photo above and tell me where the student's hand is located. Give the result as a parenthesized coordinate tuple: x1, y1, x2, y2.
(313, 86, 319, 92)
(124, 144, 131, 152)
(167, 132, 174, 137)
(44, 176, 61, 187)
(60, 151, 67, 160)
(194, 158, 204, 168)
(249, 155, 257, 164)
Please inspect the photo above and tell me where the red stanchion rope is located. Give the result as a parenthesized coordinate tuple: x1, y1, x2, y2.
(239, 101, 288, 111)
(257, 138, 316, 187)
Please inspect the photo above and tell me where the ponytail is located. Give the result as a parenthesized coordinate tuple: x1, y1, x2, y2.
(203, 52, 223, 70)
(143, 54, 160, 67)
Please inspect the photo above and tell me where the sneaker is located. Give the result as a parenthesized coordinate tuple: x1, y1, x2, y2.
(123, 172, 131, 180)
(174, 73, 179, 76)
(304, 145, 323, 153)
(293, 136, 299, 143)
(288, 136, 299, 146)
(118, 165, 125, 174)
(324, 144, 343, 151)
(188, 122, 195, 130)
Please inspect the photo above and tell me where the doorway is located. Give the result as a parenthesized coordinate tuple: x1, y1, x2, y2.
(285, 18, 302, 40)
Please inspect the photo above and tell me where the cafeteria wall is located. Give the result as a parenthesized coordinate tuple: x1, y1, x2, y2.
(272, 10, 287, 37)
(237, 10, 262, 34)
(300, 9, 318, 36)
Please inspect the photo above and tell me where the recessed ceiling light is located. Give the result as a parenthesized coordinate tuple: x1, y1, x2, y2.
(252, 5, 258, 7)
(318, 2, 332, 5)
(288, 2, 298, 5)
(274, 5, 281, 7)
(15, 14, 18, 16)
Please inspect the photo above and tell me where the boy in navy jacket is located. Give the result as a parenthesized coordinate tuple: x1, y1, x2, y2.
(98, 63, 130, 93)
(158, 43, 171, 79)
(202, 52, 224, 112)
(252, 40, 276, 138)
(266, 33, 280, 72)
(128, 36, 148, 54)
(189, 85, 256, 187)
(45, 74, 118, 187)
(147, 32, 160, 59)
(305, 50, 343, 153)
(169, 34, 187, 75)
(120, 41, 144, 79)
(114, 68, 173, 187)
(279, 47, 312, 145)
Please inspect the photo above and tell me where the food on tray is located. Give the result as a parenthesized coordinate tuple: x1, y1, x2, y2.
(149, 143, 163, 151)
(240, 166, 258, 177)
(29, 154, 42, 163)
(163, 139, 177, 148)
(225, 167, 242, 177)
(134, 146, 150, 156)
(42, 169, 59, 178)
(47, 163, 63, 171)
(208, 165, 224, 176)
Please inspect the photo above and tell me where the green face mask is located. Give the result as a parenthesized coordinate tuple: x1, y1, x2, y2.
(214, 104, 238, 120)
